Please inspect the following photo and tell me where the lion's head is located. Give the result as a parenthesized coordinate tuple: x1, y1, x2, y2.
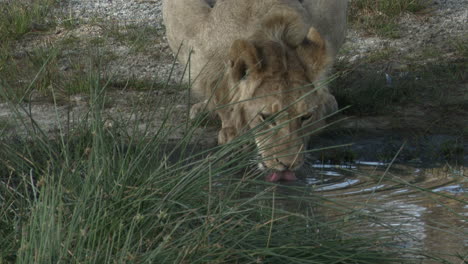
(214, 27, 338, 181)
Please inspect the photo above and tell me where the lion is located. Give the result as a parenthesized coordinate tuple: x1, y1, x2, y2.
(162, 0, 348, 181)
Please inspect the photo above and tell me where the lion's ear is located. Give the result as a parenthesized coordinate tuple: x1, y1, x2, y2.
(228, 39, 262, 81)
(296, 27, 332, 80)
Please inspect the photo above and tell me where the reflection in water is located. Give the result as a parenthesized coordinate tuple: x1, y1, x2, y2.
(433, 185, 466, 194)
(313, 179, 361, 191)
(296, 160, 467, 263)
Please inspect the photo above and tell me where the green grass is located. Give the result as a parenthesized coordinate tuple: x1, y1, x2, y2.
(364, 48, 397, 63)
(351, 0, 430, 17)
(103, 23, 163, 53)
(349, 0, 431, 38)
(0, 79, 399, 264)
(0, 44, 101, 102)
(0, 0, 74, 101)
(1, 58, 466, 263)
(107, 78, 166, 91)
(0, 0, 56, 42)
(0, 33, 131, 102)
(0, 118, 14, 132)
(59, 10, 81, 31)
(0, 4, 164, 101)
(452, 35, 468, 58)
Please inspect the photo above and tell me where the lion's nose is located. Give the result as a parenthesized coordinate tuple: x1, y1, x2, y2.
(275, 157, 303, 171)
(276, 160, 287, 171)
(276, 159, 294, 171)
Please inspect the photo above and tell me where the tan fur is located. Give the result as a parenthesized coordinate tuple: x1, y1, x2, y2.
(163, 0, 347, 171)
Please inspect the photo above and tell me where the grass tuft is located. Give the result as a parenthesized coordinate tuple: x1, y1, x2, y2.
(103, 23, 163, 53)
(452, 35, 468, 58)
(0, 0, 56, 41)
(0, 64, 422, 263)
(349, 0, 431, 38)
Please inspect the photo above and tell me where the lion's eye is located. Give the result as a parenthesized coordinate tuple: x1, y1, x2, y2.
(259, 113, 276, 125)
(301, 114, 312, 122)
(259, 113, 270, 121)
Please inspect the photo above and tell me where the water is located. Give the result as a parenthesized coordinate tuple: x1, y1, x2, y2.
(294, 154, 466, 263)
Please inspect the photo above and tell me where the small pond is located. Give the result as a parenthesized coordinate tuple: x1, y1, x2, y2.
(287, 131, 467, 263)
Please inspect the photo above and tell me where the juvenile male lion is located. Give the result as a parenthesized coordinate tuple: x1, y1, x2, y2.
(163, 0, 347, 181)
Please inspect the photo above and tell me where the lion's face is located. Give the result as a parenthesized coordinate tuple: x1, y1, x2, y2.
(234, 74, 335, 173)
(243, 87, 311, 172)
(217, 27, 337, 174)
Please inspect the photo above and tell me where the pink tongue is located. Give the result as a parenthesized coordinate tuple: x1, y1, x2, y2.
(266, 171, 297, 182)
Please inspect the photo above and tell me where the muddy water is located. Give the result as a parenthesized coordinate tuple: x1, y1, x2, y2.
(292, 132, 467, 263)
(297, 161, 466, 262)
